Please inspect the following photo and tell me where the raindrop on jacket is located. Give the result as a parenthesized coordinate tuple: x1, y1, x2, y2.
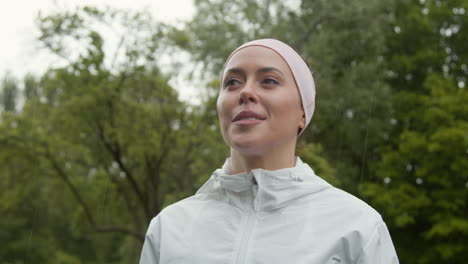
(140, 157, 399, 264)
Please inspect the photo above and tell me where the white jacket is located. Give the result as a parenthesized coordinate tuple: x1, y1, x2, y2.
(140, 157, 399, 264)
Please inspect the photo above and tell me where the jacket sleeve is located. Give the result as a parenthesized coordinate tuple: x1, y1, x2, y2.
(357, 221, 399, 264)
(139, 216, 161, 264)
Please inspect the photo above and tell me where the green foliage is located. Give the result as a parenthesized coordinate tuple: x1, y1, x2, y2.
(362, 0, 468, 262)
(184, 0, 297, 74)
(363, 73, 468, 263)
(1, 5, 225, 263)
(297, 141, 338, 186)
(0, 73, 18, 112)
(1, 0, 467, 263)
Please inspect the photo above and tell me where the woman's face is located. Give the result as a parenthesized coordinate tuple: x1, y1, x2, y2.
(217, 46, 305, 155)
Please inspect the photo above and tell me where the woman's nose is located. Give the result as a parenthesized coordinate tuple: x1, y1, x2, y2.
(238, 81, 259, 104)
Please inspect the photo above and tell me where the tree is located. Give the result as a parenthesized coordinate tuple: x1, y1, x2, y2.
(23, 74, 39, 101)
(0, 72, 18, 112)
(362, 0, 468, 262)
(0, 6, 226, 263)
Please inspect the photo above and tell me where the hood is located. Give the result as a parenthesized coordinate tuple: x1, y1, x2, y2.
(196, 157, 331, 211)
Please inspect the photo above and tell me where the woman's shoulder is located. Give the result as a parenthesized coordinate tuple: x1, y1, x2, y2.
(152, 191, 221, 220)
(144, 191, 226, 238)
(323, 186, 380, 214)
(298, 183, 384, 230)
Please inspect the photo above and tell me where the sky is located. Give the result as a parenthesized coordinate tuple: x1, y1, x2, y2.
(0, 0, 197, 102)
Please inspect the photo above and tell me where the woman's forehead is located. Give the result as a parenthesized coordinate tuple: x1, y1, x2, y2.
(223, 46, 292, 75)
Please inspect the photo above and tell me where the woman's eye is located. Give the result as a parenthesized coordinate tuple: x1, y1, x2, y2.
(224, 79, 241, 87)
(262, 78, 279, 85)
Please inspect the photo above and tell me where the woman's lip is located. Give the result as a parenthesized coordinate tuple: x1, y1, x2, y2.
(233, 119, 264, 126)
(232, 110, 266, 122)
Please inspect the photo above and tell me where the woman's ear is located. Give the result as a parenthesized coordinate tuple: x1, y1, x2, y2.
(299, 112, 306, 129)
(297, 112, 306, 135)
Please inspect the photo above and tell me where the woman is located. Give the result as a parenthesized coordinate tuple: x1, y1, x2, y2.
(140, 39, 399, 264)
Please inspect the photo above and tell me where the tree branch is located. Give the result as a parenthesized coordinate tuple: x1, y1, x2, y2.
(144, 154, 160, 221)
(103, 166, 145, 235)
(43, 146, 144, 242)
(110, 35, 126, 70)
(296, 18, 323, 51)
(95, 121, 148, 217)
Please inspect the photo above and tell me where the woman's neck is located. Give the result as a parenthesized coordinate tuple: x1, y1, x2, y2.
(228, 145, 297, 175)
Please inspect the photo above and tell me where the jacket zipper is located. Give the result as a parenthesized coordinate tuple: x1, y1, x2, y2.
(236, 199, 256, 264)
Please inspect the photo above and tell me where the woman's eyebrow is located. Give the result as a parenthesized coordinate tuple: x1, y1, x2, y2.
(224, 67, 284, 77)
(225, 67, 245, 76)
(257, 67, 284, 76)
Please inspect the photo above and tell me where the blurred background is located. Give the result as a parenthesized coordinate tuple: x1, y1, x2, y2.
(0, 0, 467, 263)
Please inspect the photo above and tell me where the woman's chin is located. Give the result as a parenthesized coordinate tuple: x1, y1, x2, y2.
(228, 136, 268, 155)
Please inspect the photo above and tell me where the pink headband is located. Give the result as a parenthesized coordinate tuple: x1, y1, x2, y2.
(222, 39, 316, 135)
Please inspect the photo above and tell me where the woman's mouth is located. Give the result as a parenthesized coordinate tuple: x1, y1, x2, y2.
(232, 110, 266, 125)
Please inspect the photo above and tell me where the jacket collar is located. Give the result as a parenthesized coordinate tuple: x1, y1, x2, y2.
(196, 157, 331, 211)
